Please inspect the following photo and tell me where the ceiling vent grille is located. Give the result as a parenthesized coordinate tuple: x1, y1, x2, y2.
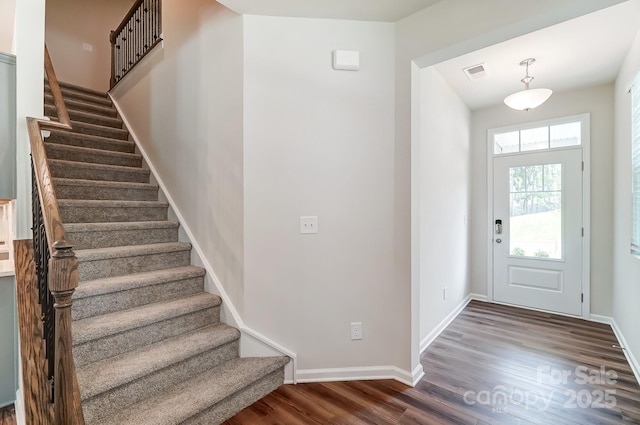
(463, 63, 489, 81)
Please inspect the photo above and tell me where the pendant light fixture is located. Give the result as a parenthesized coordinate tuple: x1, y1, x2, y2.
(504, 58, 552, 111)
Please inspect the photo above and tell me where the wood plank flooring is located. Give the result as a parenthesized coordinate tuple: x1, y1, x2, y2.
(224, 301, 640, 424)
(0, 405, 16, 425)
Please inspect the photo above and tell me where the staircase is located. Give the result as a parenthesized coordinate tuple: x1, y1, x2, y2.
(43, 81, 289, 425)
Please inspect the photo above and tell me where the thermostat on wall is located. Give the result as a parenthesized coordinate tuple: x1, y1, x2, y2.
(332, 50, 360, 71)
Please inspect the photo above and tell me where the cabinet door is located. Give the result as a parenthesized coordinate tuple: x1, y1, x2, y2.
(0, 53, 16, 199)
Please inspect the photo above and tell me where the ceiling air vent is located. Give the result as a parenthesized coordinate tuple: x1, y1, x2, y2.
(463, 63, 489, 81)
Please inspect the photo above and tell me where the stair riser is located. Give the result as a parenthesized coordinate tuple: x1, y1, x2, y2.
(50, 163, 149, 183)
(45, 95, 118, 117)
(45, 144, 142, 168)
(73, 275, 203, 320)
(69, 122, 129, 141)
(54, 184, 158, 201)
(73, 305, 221, 366)
(77, 249, 190, 281)
(67, 226, 177, 250)
(82, 341, 239, 424)
(45, 104, 123, 129)
(184, 368, 285, 425)
(45, 86, 112, 107)
(60, 205, 167, 224)
(46, 131, 134, 153)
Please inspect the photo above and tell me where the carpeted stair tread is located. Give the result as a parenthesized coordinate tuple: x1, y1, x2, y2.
(72, 293, 221, 346)
(74, 265, 204, 299)
(64, 220, 178, 249)
(45, 85, 112, 107)
(72, 266, 205, 320)
(45, 104, 124, 129)
(77, 323, 240, 400)
(45, 94, 117, 117)
(53, 178, 159, 201)
(75, 241, 190, 262)
(74, 241, 192, 281)
(55, 80, 110, 98)
(68, 120, 129, 140)
(59, 199, 168, 223)
(49, 159, 150, 183)
(97, 356, 290, 425)
(45, 142, 142, 168)
(46, 129, 134, 153)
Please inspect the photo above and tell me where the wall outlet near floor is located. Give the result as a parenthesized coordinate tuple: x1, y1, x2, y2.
(350, 322, 363, 340)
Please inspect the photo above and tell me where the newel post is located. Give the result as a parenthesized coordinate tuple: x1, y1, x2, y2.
(110, 30, 117, 89)
(48, 239, 80, 425)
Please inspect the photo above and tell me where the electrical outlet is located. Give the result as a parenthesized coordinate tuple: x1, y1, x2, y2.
(350, 322, 363, 340)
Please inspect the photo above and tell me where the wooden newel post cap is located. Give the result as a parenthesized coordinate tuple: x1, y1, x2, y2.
(52, 239, 74, 256)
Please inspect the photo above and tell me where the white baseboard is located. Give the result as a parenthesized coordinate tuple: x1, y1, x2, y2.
(109, 95, 298, 383)
(420, 294, 474, 354)
(297, 364, 423, 387)
(609, 319, 640, 386)
(14, 387, 24, 425)
(469, 293, 488, 302)
(590, 313, 640, 386)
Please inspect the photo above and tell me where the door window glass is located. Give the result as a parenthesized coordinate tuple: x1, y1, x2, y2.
(509, 164, 562, 259)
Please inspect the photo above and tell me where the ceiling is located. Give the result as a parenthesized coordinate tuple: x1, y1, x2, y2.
(216, 0, 442, 22)
(216, 0, 640, 111)
(434, 1, 640, 110)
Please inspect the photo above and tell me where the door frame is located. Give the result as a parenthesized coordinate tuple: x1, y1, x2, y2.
(486, 113, 591, 319)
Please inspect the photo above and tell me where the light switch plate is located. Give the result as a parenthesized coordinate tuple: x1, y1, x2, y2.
(300, 216, 318, 234)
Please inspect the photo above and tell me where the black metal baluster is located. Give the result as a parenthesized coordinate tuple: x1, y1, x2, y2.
(31, 161, 55, 402)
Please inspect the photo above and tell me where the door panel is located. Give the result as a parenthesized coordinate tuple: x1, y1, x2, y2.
(493, 149, 582, 316)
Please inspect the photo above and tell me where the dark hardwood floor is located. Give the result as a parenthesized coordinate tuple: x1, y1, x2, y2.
(0, 405, 16, 425)
(224, 301, 640, 424)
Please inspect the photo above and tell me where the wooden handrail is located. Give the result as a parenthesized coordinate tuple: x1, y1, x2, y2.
(44, 46, 71, 128)
(112, 0, 145, 41)
(24, 45, 84, 425)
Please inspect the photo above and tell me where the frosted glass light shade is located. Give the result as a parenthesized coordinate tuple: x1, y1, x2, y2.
(504, 88, 553, 111)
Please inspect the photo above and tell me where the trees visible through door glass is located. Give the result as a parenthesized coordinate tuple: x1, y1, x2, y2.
(509, 164, 562, 259)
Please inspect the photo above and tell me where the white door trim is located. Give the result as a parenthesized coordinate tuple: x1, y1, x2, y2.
(486, 113, 591, 319)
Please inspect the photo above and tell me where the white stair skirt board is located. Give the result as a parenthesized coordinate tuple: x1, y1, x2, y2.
(109, 95, 298, 383)
(590, 314, 640, 387)
(296, 364, 424, 387)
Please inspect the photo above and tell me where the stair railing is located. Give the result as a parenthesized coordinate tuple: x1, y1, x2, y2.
(27, 45, 85, 425)
(109, 0, 162, 88)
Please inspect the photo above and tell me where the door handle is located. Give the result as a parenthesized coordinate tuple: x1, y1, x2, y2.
(495, 219, 502, 234)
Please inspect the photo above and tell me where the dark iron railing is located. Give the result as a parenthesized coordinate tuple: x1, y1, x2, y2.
(110, 0, 162, 88)
(32, 162, 55, 400)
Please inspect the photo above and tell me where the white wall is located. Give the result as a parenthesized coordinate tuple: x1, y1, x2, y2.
(470, 84, 615, 316)
(242, 15, 404, 374)
(0, 0, 16, 54)
(612, 25, 640, 374)
(397, 0, 626, 375)
(46, 0, 135, 91)
(417, 67, 470, 345)
(111, 0, 245, 314)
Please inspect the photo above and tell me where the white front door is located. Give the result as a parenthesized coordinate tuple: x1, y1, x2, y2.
(492, 148, 583, 316)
